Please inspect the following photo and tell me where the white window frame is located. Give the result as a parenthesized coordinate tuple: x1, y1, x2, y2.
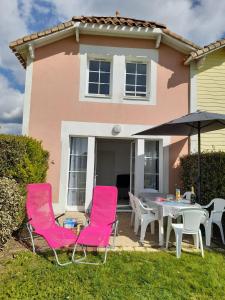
(124, 59, 150, 101)
(86, 57, 113, 98)
(79, 45, 158, 105)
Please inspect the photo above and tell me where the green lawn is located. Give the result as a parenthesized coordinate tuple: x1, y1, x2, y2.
(0, 250, 225, 300)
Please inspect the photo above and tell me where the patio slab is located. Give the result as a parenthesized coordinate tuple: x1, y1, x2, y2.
(18, 211, 221, 254)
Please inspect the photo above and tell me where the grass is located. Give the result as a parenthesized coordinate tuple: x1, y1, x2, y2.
(0, 249, 225, 300)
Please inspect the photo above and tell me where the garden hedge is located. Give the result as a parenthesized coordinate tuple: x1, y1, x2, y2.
(180, 151, 225, 205)
(0, 177, 25, 248)
(0, 134, 49, 186)
(0, 135, 49, 247)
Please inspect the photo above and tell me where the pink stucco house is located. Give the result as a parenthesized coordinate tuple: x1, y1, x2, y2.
(10, 16, 200, 213)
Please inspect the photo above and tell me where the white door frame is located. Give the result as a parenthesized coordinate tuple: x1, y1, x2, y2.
(55, 121, 170, 213)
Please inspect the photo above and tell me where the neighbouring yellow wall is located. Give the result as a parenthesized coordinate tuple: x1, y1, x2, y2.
(196, 48, 225, 151)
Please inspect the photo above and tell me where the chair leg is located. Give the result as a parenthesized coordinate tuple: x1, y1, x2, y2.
(193, 234, 199, 249)
(72, 245, 109, 265)
(112, 220, 119, 249)
(217, 222, 225, 244)
(198, 230, 204, 258)
(26, 223, 36, 253)
(166, 216, 172, 249)
(134, 215, 140, 235)
(205, 222, 212, 247)
(140, 219, 150, 243)
(52, 249, 72, 266)
(150, 222, 155, 235)
(175, 232, 182, 258)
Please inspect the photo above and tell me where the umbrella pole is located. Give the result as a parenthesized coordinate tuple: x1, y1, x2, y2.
(197, 122, 201, 202)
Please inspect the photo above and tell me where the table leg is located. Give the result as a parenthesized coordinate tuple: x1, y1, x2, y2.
(158, 217, 164, 246)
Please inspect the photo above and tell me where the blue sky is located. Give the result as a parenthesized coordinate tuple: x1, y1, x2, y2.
(0, 0, 225, 135)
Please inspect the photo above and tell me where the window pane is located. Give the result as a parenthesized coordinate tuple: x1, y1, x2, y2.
(137, 75, 146, 86)
(126, 74, 135, 85)
(136, 86, 146, 92)
(144, 159, 159, 174)
(100, 73, 110, 84)
(88, 83, 98, 94)
(99, 84, 109, 95)
(69, 156, 87, 171)
(100, 61, 110, 72)
(69, 172, 86, 189)
(89, 60, 99, 71)
(145, 141, 159, 158)
(144, 174, 159, 190)
(136, 93, 146, 97)
(126, 63, 136, 74)
(126, 92, 135, 96)
(137, 64, 147, 74)
(89, 71, 99, 83)
(70, 138, 88, 155)
(67, 190, 85, 206)
(126, 85, 135, 92)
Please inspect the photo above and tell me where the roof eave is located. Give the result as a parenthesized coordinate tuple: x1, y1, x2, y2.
(10, 21, 200, 68)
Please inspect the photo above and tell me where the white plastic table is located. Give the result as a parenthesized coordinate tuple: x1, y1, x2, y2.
(141, 196, 201, 246)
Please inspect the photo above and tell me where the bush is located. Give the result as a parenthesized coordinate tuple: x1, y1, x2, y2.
(180, 151, 225, 205)
(0, 135, 49, 186)
(0, 178, 25, 248)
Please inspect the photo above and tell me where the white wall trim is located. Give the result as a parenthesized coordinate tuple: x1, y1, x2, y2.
(22, 55, 33, 135)
(79, 44, 158, 105)
(190, 62, 198, 153)
(56, 121, 170, 212)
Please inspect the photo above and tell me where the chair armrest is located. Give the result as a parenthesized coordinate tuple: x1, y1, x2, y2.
(55, 213, 65, 221)
(201, 204, 211, 209)
(55, 213, 65, 225)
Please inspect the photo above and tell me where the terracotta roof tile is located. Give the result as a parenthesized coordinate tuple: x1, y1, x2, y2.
(9, 15, 200, 68)
(186, 38, 225, 64)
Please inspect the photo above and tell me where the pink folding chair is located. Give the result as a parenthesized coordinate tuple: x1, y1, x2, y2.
(26, 183, 78, 266)
(72, 186, 118, 265)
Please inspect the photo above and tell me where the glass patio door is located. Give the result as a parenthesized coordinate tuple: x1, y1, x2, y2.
(67, 137, 88, 210)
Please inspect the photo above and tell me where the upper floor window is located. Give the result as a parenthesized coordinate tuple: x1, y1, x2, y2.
(88, 60, 111, 96)
(125, 62, 147, 97)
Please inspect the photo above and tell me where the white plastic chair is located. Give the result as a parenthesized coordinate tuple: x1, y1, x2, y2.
(166, 208, 208, 258)
(133, 196, 158, 243)
(202, 198, 225, 246)
(128, 192, 136, 227)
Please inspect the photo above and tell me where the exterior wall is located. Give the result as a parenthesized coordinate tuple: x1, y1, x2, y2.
(193, 49, 225, 151)
(28, 34, 189, 202)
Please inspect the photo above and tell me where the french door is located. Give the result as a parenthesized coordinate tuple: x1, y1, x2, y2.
(67, 136, 95, 211)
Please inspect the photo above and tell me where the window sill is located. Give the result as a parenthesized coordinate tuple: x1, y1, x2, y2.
(85, 94, 112, 99)
(123, 96, 150, 101)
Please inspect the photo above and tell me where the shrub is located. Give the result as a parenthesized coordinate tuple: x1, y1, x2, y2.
(0, 135, 49, 186)
(0, 177, 25, 248)
(180, 151, 225, 205)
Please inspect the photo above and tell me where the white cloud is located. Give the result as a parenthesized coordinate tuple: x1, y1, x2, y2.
(46, 0, 225, 45)
(0, 123, 22, 135)
(0, 74, 23, 124)
(0, 0, 28, 84)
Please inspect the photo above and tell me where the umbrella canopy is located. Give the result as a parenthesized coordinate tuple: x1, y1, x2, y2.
(136, 111, 225, 136)
(135, 111, 225, 201)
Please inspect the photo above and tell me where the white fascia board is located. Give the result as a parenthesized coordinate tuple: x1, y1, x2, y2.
(162, 34, 197, 54)
(78, 23, 162, 39)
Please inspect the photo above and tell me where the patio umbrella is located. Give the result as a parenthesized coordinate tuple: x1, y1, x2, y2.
(134, 111, 225, 201)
